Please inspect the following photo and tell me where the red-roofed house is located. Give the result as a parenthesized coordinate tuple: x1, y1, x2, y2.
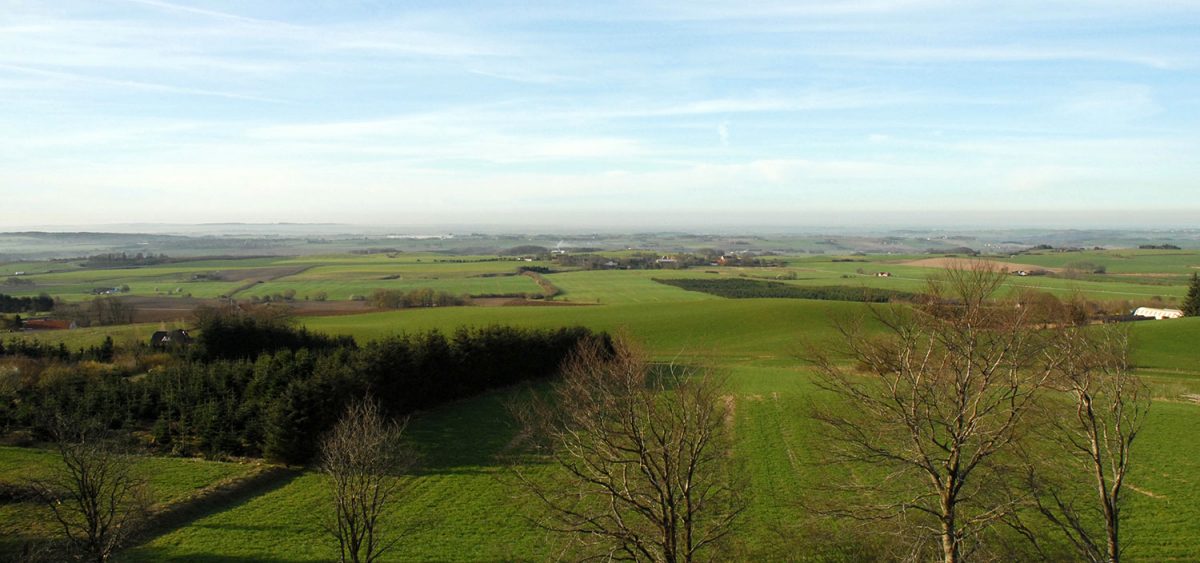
(22, 319, 78, 331)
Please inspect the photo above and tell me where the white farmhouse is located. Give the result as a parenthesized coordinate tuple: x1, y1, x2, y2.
(1132, 307, 1184, 320)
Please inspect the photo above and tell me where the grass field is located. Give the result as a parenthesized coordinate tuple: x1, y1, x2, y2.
(0, 447, 261, 558)
(125, 360, 1200, 562)
(1, 248, 1197, 561)
(3, 322, 171, 349)
(546, 269, 722, 304)
(238, 275, 542, 301)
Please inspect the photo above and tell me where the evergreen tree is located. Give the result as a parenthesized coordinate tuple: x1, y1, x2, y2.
(1184, 272, 1200, 316)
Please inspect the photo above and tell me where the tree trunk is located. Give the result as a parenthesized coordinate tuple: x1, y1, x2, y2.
(941, 492, 959, 563)
(1106, 504, 1119, 563)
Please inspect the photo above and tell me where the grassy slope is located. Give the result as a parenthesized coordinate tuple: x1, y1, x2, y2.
(0, 447, 259, 557)
(131, 299, 1200, 562)
(126, 388, 552, 562)
(1130, 316, 1200, 374)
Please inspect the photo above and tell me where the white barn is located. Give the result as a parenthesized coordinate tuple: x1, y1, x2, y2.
(1132, 307, 1184, 320)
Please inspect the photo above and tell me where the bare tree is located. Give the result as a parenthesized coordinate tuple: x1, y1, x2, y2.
(508, 335, 745, 562)
(807, 265, 1054, 563)
(1021, 320, 1148, 563)
(320, 398, 414, 563)
(29, 424, 151, 563)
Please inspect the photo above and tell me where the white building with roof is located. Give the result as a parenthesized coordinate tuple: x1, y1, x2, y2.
(1132, 307, 1184, 320)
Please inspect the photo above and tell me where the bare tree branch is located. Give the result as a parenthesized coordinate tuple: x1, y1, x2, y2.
(507, 335, 745, 562)
(28, 420, 152, 563)
(807, 263, 1052, 563)
(320, 397, 416, 563)
(1024, 316, 1147, 563)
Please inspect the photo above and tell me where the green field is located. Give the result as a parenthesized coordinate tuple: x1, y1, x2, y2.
(239, 275, 542, 301)
(4, 322, 171, 349)
(0, 447, 261, 558)
(125, 347, 1200, 562)
(1, 247, 1198, 561)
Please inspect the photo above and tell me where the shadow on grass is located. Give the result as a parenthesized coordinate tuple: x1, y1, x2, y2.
(130, 467, 303, 548)
(188, 522, 306, 533)
(404, 385, 545, 475)
(123, 553, 324, 563)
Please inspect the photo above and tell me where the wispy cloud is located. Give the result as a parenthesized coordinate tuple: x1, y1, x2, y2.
(0, 63, 286, 102)
(819, 45, 1181, 69)
(118, 0, 294, 27)
(1, 0, 1197, 226)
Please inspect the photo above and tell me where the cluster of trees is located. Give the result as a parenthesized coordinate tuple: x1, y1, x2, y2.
(654, 278, 916, 303)
(189, 309, 353, 360)
(0, 313, 598, 465)
(1064, 261, 1108, 276)
(0, 293, 54, 313)
(53, 297, 136, 327)
(4, 277, 35, 286)
(369, 288, 465, 309)
(0, 336, 115, 362)
(249, 288, 297, 303)
(82, 252, 171, 267)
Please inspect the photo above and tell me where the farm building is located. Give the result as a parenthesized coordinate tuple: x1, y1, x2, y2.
(22, 319, 77, 330)
(1132, 307, 1184, 320)
(151, 329, 193, 348)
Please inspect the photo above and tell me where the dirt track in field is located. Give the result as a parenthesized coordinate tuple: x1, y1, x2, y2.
(210, 265, 311, 282)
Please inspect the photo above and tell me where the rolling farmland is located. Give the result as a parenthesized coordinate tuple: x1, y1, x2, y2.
(2, 246, 1198, 561)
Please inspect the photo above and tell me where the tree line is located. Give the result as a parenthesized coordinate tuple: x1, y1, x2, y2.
(369, 288, 465, 309)
(0, 313, 600, 465)
(0, 293, 55, 313)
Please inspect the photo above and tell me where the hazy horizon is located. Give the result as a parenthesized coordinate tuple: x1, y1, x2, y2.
(4, 208, 1200, 236)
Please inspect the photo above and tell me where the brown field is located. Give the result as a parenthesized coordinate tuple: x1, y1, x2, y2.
(899, 257, 1062, 273)
(126, 296, 379, 322)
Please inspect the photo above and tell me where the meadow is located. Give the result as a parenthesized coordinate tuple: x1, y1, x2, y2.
(1, 246, 1197, 561)
(0, 447, 263, 559)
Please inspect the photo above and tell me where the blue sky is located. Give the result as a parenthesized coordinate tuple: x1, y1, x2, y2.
(2, 0, 1198, 229)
